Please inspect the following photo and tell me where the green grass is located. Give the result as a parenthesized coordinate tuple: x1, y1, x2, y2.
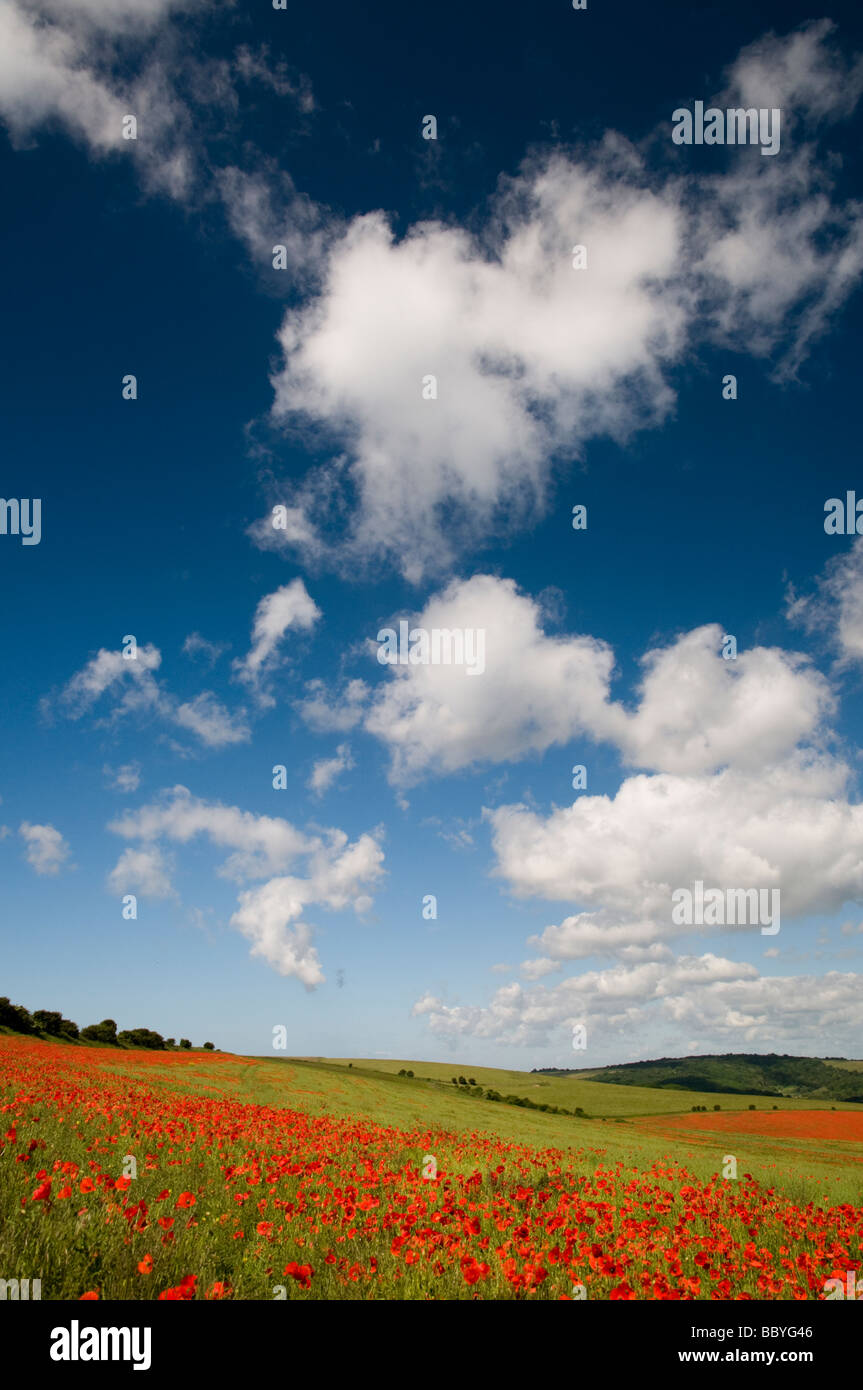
(106, 1049, 863, 1208)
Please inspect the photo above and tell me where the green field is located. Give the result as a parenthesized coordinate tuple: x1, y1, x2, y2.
(3, 1036, 862, 1300)
(160, 1052, 863, 1208)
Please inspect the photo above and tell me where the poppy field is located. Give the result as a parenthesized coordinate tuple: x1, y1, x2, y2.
(1, 1036, 862, 1301)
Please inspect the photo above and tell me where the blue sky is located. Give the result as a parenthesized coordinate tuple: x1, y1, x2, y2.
(2, 0, 863, 1067)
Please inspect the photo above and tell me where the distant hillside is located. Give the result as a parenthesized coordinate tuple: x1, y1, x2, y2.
(533, 1054, 863, 1102)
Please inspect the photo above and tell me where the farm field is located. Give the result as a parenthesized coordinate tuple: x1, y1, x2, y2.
(322, 1056, 863, 1116)
(2, 1035, 862, 1301)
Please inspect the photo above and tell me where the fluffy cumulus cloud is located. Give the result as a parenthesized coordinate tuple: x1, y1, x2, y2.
(356, 574, 832, 786)
(607, 625, 833, 774)
(253, 22, 863, 580)
(412, 957, 862, 1057)
(51, 641, 249, 750)
(19, 821, 72, 875)
(263, 151, 685, 581)
(364, 575, 615, 783)
(233, 580, 321, 707)
(109, 786, 384, 985)
(489, 753, 863, 953)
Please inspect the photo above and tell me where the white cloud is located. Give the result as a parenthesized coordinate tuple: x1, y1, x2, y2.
(413, 954, 862, 1056)
(265, 151, 685, 581)
(296, 677, 369, 732)
(307, 743, 354, 796)
(720, 18, 863, 126)
(182, 632, 228, 666)
(231, 831, 383, 986)
(109, 786, 312, 879)
(173, 692, 250, 748)
(359, 574, 831, 785)
(59, 643, 162, 712)
(788, 536, 863, 668)
(363, 574, 615, 784)
(0, 0, 206, 198)
(19, 821, 71, 876)
(607, 624, 833, 774)
(488, 752, 863, 957)
(255, 23, 863, 580)
(53, 641, 249, 749)
(107, 846, 173, 898)
(108, 786, 384, 984)
(103, 762, 142, 793)
(233, 580, 321, 707)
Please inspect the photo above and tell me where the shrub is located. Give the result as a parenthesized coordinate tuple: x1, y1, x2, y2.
(468, 1078, 476, 1087)
(0, 997, 36, 1034)
(203, 1041, 215, 1051)
(458, 1076, 467, 1086)
(33, 1010, 79, 1039)
(406, 1070, 414, 1078)
(80, 1019, 118, 1045)
(118, 1028, 165, 1050)
(179, 1039, 192, 1050)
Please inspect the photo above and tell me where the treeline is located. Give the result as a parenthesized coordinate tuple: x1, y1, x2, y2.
(0, 996, 215, 1051)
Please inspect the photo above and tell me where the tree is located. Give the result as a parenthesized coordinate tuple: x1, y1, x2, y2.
(165, 1038, 176, 1049)
(406, 1069, 414, 1078)
(118, 1028, 165, 1050)
(33, 1010, 77, 1038)
(203, 1041, 215, 1051)
(0, 997, 36, 1034)
(458, 1075, 467, 1086)
(179, 1039, 192, 1050)
(468, 1078, 476, 1086)
(80, 1019, 118, 1045)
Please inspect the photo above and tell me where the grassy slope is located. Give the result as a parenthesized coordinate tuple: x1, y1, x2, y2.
(116, 1051, 861, 1207)
(552, 1053, 863, 1101)
(320, 1055, 863, 1114)
(5, 1036, 860, 1206)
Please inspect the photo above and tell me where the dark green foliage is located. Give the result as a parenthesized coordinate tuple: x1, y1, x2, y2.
(0, 997, 36, 1033)
(575, 1052, 862, 1103)
(203, 1042, 215, 1051)
(80, 1019, 119, 1045)
(118, 1028, 165, 1050)
(32, 1010, 79, 1039)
